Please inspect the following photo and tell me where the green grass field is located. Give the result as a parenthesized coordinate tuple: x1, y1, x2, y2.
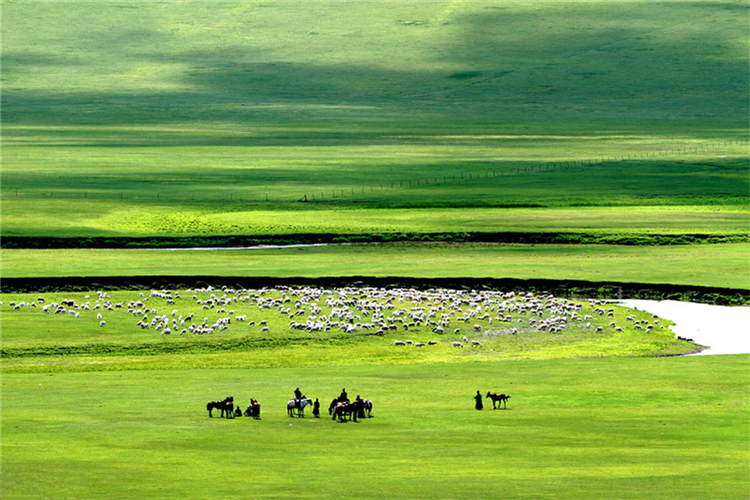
(2, 0, 748, 239)
(3, 356, 749, 500)
(2, 242, 750, 289)
(2, 2, 750, 498)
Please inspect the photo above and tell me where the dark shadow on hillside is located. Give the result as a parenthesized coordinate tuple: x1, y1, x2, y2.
(2, 2, 748, 133)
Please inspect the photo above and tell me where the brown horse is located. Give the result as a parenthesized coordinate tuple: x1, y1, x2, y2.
(486, 392, 511, 409)
(329, 396, 349, 415)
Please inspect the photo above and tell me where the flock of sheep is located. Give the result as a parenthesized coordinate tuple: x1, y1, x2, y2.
(2, 285, 666, 347)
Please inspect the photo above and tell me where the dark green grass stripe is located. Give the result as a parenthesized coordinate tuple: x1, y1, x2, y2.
(3, 232, 747, 249)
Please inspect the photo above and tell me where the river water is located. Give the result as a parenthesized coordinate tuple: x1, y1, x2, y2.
(617, 300, 750, 356)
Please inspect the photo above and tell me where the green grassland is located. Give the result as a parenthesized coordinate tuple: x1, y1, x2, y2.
(2, 1, 748, 239)
(2, 3, 750, 498)
(3, 242, 749, 289)
(3, 356, 749, 500)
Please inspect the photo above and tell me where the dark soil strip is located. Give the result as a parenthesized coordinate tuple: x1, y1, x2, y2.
(2, 232, 747, 249)
(2, 276, 748, 305)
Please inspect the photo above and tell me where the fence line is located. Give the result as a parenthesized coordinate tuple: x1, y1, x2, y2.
(6, 139, 748, 204)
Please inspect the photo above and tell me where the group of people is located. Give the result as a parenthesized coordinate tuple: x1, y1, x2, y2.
(233, 398, 261, 418)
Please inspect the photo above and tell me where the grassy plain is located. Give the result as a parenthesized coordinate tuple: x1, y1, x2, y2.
(3, 242, 749, 289)
(2, 1, 748, 239)
(3, 356, 749, 500)
(2, 2, 749, 498)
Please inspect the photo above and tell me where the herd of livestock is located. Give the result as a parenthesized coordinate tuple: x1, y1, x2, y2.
(2, 285, 668, 347)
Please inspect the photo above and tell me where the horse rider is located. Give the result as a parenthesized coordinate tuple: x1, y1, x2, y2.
(312, 398, 320, 418)
(294, 387, 302, 400)
(339, 388, 348, 402)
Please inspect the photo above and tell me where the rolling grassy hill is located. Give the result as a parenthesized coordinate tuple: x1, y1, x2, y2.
(2, 1, 748, 239)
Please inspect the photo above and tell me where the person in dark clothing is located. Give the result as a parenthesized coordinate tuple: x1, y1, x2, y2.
(355, 395, 365, 419)
(294, 387, 302, 400)
(474, 390, 483, 410)
(312, 398, 320, 418)
(339, 388, 348, 402)
(234, 406, 243, 417)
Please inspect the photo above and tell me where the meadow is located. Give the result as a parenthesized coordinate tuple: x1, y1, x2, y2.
(2, 0, 748, 240)
(2, 242, 750, 289)
(2, 1, 749, 498)
(3, 356, 749, 500)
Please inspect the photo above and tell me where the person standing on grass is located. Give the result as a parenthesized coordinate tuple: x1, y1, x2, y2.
(312, 398, 320, 418)
(474, 390, 483, 410)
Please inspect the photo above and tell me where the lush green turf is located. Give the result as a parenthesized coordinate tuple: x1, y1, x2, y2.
(3, 242, 749, 289)
(2, 1, 748, 238)
(2, 3, 749, 498)
(3, 356, 748, 500)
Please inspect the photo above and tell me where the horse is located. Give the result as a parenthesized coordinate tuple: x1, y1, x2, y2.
(363, 399, 373, 418)
(332, 399, 362, 423)
(486, 392, 511, 409)
(328, 397, 341, 415)
(207, 397, 234, 418)
(287, 397, 313, 417)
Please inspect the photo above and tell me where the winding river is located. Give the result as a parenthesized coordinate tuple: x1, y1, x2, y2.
(617, 300, 750, 356)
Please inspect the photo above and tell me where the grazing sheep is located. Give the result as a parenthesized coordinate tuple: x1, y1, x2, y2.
(453, 342, 463, 348)
(393, 340, 405, 346)
(471, 340, 482, 347)
(99, 321, 106, 327)
(414, 342, 425, 347)
(427, 341, 438, 345)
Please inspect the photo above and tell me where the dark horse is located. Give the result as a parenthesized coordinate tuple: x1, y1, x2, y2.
(332, 399, 362, 423)
(486, 392, 511, 409)
(329, 397, 347, 415)
(207, 397, 234, 418)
